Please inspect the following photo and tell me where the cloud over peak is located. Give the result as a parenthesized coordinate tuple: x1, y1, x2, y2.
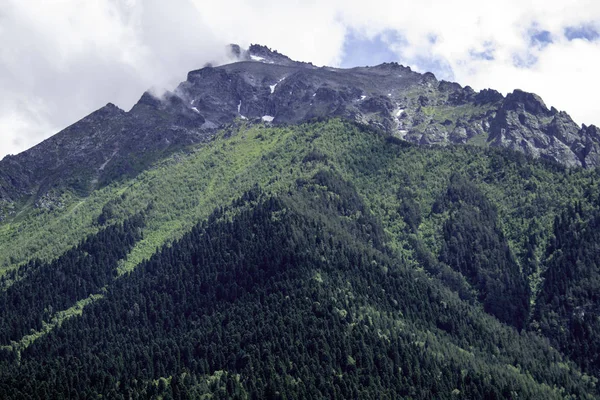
(2, 0, 600, 158)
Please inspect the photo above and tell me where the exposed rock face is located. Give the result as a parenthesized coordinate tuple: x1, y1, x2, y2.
(488, 90, 600, 167)
(2, 43, 599, 207)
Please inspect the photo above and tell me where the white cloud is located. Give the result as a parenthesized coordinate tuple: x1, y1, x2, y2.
(1, 0, 600, 159)
(332, 0, 600, 125)
(0, 0, 228, 159)
(188, 0, 346, 66)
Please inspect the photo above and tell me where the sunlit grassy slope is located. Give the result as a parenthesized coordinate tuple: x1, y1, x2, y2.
(0, 119, 596, 287)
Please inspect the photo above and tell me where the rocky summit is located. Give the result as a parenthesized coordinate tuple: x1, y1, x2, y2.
(1, 43, 599, 206)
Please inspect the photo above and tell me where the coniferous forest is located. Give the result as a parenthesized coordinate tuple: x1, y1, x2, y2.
(1, 120, 600, 398)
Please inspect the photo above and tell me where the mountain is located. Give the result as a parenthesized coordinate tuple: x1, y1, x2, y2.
(1, 45, 600, 398)
(2, 44, 600, 212)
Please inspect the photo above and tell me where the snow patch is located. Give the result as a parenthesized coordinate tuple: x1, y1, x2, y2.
(191, 107, 200, 114)
(99, 150, 118, 171)
(190, 99, 195, 105)
(237, 101, 246, 119)
(270, 77, 285, 94)
(262, 115, 274, 122)
(360, 95, 367, 100)
(396, 109, 404, 117)
(250, 55, 265, 62)
(387, 93, 392, 96)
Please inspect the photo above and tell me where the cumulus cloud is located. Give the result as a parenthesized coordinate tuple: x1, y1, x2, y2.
(1, 0, 600, 159)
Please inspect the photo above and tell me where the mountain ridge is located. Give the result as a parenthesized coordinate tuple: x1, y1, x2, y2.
(2, 43, 599, 213)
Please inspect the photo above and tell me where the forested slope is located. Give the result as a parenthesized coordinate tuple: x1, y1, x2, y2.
(0, 181, 596, 398)
(1, 119, 600, 397)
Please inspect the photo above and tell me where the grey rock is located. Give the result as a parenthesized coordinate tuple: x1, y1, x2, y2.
(488, 89, 600, 167)
(2, 43, 600, 206)
(450, 126, 468, 143)
(474, 89, 504, 105)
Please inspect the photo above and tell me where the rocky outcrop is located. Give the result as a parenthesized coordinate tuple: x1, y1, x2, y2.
(489, 90, 600, 167)
(2, 44, 599, 208)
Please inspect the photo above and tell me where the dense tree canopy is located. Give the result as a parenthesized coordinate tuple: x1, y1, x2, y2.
(1, 120, 600, 398)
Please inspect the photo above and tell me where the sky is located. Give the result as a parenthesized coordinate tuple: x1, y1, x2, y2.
(1, 0, 600, 159)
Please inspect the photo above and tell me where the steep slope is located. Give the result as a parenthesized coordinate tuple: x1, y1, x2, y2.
(0, 95, 209, 207)
(5, 39, 600, 399)
(434, 174, 530, 330)
(0, 213, 144, 345)
(1, 118, 600, 396)
(488, 90, 600, 167)
(2, 44, 600, 221)
(0, 184, 596, 399)
(0, 119, 592, 277)
(533, 203, 600, 376)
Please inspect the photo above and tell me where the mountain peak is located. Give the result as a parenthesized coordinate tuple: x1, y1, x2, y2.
(247, 44, 282, 58)
(504, 89, 551, 116)
(226, 43, 308, 67)
(4, 42, 600, 208)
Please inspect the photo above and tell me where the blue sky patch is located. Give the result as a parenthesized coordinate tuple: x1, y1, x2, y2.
(469, 41, 495, 61)
(340, 28, 455, 81)
(340, 29, 403, 68)
(413, 56, 455, 81)
(564, 25, 600, 41)
(513, 52, 538, 69)
(529, 29, 553, 48)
